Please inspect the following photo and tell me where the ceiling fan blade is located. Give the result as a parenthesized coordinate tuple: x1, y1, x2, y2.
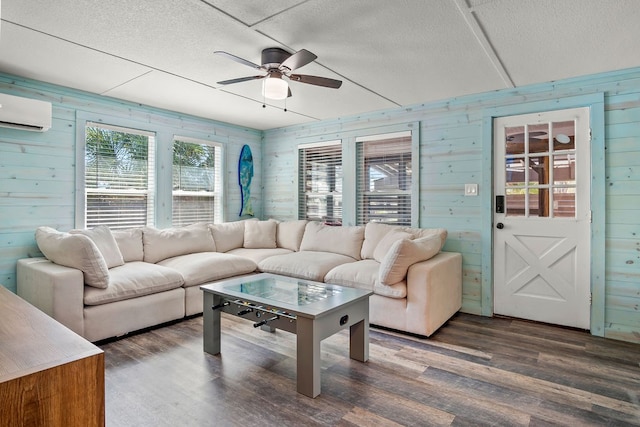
(289, 74, 342, 89)
(214, 51, 262, 70)
(279, 49, 317, 72)
(217, 75, 266, 85)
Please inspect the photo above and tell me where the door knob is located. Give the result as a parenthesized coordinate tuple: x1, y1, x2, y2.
(496, 222, 504, 229)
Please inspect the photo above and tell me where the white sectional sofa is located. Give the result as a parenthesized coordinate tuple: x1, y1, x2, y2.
(17, 219, 462, 342)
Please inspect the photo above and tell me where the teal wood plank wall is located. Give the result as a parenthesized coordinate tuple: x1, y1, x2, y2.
(262, 67, 640, 344)
(0, 74, 262, 293)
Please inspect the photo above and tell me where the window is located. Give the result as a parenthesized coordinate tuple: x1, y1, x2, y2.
(84, 123, 155, 229)
(298, 141, 342, 224)
(172, 137, 222, 226)
(356, 131, 412, 225)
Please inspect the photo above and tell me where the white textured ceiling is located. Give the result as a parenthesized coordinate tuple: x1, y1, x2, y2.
(1, 0, 639, 130)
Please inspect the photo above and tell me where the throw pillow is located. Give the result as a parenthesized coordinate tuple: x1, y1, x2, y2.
(35, 226, 110, 288)
(372, 230, 414, 263)
(378, 233, 442, 285)
(70, 225, 124, 268)
(243, 220, 277, 249)
(360, 221, 402, 259)
(143, 223, 216, 263)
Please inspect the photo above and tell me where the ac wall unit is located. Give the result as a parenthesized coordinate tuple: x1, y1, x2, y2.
(0, 93, 52, 132)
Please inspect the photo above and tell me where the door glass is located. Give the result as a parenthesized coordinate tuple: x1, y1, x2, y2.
(552, 121, 575, 151)
(553, 188, 575, 217)
(506, 188, 524, 217)
(502, 120, 577, 218)
(528, 155, 549, 186)
(528, 123, 549, 154)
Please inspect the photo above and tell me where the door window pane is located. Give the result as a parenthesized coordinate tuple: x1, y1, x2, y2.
(552, 121, 575, 151)
(502, 120, 577, 219)
(553, 188, 575, 217)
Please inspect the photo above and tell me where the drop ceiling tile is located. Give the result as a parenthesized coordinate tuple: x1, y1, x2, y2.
(253, 0, 508, 105)
(102, 70, 312, 130)
(2, 0, 276, 86)
(0, 22, 151, 95)
(473, 0, 640, 85)
(203, 0, 306, 26)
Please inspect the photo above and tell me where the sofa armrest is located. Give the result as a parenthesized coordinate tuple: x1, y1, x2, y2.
(17, 258, 85, 337)
(405, 251, 462, 336)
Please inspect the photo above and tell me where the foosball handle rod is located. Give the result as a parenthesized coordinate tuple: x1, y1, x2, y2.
(211, 301, 230, 310)
(253, 316, 278, 328)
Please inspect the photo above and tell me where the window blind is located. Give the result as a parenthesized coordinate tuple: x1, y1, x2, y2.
(298, 141, 342, 224)
(356, 131, 412, 226)
(172, 138, 222, 227)
(85, 123, 155, 229)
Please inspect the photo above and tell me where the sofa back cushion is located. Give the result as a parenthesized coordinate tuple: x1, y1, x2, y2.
(143, 223, 216, 264)
(276, 220, 308, 251)
(35, 226, 110, 288)
(243, 220, 277, 249)
(112, 228, 144, 262)
(70, 226, 124, 268)
(378, 233, 442, 285)
(210, 220, 247, 252)
(299, 222, 364, 260)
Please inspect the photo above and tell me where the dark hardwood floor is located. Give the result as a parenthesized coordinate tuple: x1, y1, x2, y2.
(100, 313, 640, 426)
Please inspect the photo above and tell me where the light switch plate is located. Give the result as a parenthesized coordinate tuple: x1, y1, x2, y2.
(465, 183, 478, 196)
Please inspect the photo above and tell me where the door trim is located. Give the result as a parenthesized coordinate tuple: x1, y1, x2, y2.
(481, 93, 605, 336)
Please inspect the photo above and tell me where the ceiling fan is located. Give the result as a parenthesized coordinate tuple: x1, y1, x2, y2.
(214, 47, 342, 100)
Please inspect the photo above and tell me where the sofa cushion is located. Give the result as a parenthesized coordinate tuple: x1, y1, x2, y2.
(360, 222, 403, 260)
(372, 230, 414, 263)
(84, 261, 184, 305)
(258, 251, 356, 282)
(35, 226, 110, 289)
(112, 228, 144, 262)
(276, 220, 308, 251)
(373, 280, 408, 299)
(226, 247, 293, 264)
(143, 223, 216, 264)
(244, 220, 277, 249)
(210, 220, 249, 253)
(70, 226, 124, 269)
(325, 260, 378, 291)
(378, 233, 442, 285)
(299, 222, 364, 260)
(157, 252, 257, 287)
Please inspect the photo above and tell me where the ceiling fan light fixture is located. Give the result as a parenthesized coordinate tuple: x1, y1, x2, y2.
(262, 77, 288, 100)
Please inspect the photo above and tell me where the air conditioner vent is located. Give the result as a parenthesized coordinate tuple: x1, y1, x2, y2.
(0, 93, 52, 132)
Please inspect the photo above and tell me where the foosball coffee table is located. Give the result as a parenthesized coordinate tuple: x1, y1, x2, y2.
(200, 273, 373, 398)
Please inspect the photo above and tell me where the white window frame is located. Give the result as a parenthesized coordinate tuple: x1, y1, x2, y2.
(172, 136, 223, 226)
(355, 130, 415, 226)
(297, 140, 343, 224)
(77, 121, 156, 229)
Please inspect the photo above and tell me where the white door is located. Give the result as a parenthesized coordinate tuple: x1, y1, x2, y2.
(493, 107, 591, 329)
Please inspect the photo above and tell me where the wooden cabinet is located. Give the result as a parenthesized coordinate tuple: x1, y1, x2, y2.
(0, 286, 104, 427)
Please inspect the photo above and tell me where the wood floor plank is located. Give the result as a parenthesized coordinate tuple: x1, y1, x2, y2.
(100, 312, 640, 426)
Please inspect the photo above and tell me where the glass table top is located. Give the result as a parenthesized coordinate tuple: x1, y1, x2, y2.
(225, 277, 342, 306)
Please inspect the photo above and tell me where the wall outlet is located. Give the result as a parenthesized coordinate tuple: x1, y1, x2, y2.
(465, 183, 478, 196)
